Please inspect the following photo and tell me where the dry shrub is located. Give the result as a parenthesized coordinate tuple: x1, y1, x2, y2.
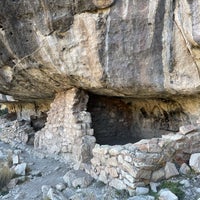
(6, 153, 13, 168)
(0, 166, 14, 189)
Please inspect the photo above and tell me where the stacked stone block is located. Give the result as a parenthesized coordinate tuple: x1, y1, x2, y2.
(34, 88, 95, 164)
(89, 128, 200, 191)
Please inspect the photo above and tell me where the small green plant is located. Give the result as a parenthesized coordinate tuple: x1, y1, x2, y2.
(159, 181, 185, 199)
(0, 108, 8, 116)
(149, 191, 159, 200)
(0, 166, 14, 190)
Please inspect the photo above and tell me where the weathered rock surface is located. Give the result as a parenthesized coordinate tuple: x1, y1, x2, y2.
(189, 153, 200, 173)
(14, 163, 27, 176)
(164, 162, 179, 179)
(136, 187, 149, 195)
(0, 0, 200, 100)
(63, 169, 93, 188)
(179, 163, 191, 175)
(158, 189, 178, 200)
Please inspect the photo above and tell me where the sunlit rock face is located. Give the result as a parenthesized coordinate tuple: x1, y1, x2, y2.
(0, 0, 200, 101)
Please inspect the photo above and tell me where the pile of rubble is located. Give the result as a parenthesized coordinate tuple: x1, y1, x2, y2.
(0, 116, 35, 146)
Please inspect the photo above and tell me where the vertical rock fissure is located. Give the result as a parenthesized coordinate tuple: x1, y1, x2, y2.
(150, 0, 166, 90)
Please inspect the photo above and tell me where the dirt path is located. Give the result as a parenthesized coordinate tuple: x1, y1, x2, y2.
(0, 141, 70, 200)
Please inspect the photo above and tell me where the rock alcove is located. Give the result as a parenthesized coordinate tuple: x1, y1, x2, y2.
(87, 93, 189, 146)
(1, 89, 200, 192)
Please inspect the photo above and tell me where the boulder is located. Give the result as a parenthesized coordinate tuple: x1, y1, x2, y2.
(41, 185, 51, 200)
(150, 182, 160, 193)
(63, 170, 93, 188)
(164, 162, 179, 179)
(158, 189, 178, 200)
(47, 188, 67, 200)
(14, 163, 27, 176)
(136, 187, 149, 195)
(179, 163, 191, 175)
(151, 168, 165, 182)
(189, 153, 200, 173)
(56, 183, 66, 191)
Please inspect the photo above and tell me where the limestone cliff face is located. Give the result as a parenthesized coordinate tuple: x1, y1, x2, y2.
(0, 0, 200, 100)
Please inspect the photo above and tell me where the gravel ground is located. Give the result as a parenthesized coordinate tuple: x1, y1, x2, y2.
(0, 140, 199, 200)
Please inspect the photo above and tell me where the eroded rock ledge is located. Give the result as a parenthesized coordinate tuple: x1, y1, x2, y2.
(0, 0, 200, 100)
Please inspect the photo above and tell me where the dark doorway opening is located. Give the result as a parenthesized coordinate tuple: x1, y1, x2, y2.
(87, 94, 139, 145)
(87, 94, 190, 146)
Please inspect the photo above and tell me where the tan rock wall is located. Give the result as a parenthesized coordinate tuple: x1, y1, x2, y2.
(89, 128, 200, 191)
(34, 88, 95, 164)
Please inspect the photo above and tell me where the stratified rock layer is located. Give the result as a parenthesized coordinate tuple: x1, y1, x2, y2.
(0, 0, 200, 100)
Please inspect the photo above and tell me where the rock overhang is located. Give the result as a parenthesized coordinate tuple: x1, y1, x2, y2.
(0, 0, 200, 100)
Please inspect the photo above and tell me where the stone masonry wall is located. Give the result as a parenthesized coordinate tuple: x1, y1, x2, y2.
(89, 125, 200, 192)
(34, 88, 95, 165)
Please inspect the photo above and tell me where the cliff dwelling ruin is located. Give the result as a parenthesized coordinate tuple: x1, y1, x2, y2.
(1, 0, 200, 193)
(1, 88, 200, 192)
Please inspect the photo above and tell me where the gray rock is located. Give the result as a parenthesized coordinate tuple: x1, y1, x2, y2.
(164, 162, 179, 179)
(151, 168, 165, 182)
(189, 153, 200, 173)
(7, 178, 18, 189)
(179, 163, 191, 175)
(0, 0, 200, 101)
(150, 182, 160, 193)
(179, 125, 196, 135)
(14, 163, 27, 176)
(128, 196, 155, 200)
(63, 170, 93, 188)
(195, 187, 200, 193)
(41, 185, 51, 199)
(30, 170, 42, 177)
(47, 188, 67, 200)
(62, 188, 75, 199)
(109, 179, 126, 190)
(136, 187, 149, 195)
(180, 179, 190, 188)
(158, 189, 178, 200)
(56, 183, 66, 191)
(12, 154, 20, 165)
